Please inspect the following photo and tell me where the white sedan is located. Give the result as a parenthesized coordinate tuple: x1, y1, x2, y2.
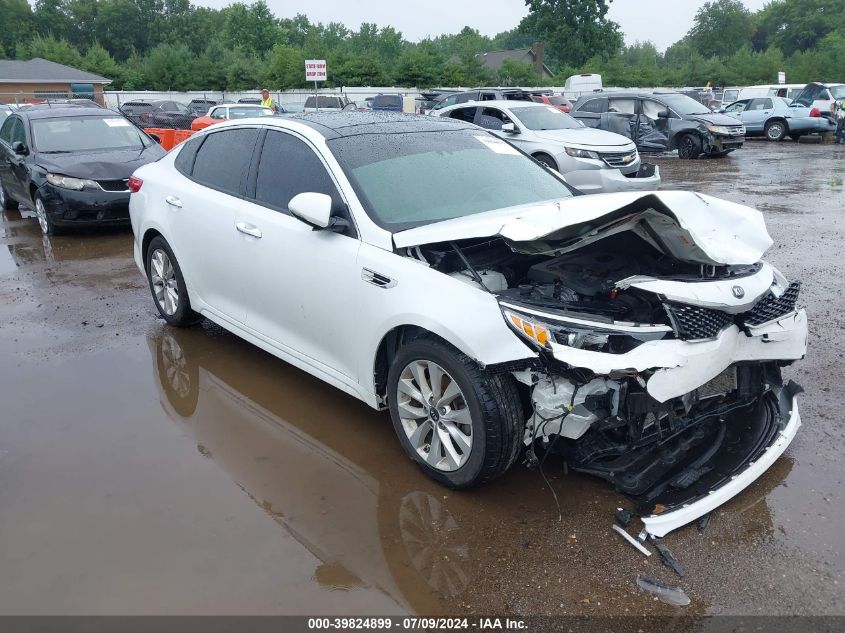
(433, 100, 661, 194)
(129, 113, 806, 537)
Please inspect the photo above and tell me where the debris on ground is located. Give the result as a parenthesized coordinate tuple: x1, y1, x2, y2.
(615, 507, 632, 528)
(697, 513, 711, 533)
(651, 539, 685, 578)
(612, 524, 651, 557)
(636, 575, 691, 606)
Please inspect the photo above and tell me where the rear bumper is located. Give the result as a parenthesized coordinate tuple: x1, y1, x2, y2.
(563, 164, 661, 194)
(787, 118, 836, 135)
(641, 387, 801, 538)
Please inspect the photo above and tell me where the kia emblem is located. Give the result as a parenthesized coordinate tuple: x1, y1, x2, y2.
(732, 285, 745, 299)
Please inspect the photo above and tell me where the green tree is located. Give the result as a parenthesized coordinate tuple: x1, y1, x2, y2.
(0, 0, 34, 57)
(518, 0, 623, 67)
(687, 0, 755, 58)
(497, 59, 541, 86)
(222, 1, 278, 57)
(17, 35, 82, 67)
(261, 43, 305, 89)
(758, 0, 845, 56)
(144, 43, 195, 90)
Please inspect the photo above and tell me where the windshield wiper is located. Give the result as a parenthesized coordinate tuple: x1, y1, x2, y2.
(40, 150, 72, 154)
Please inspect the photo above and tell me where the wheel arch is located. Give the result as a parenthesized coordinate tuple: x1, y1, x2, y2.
(141, 228, 165, 271)
(531, 151, 558, 170)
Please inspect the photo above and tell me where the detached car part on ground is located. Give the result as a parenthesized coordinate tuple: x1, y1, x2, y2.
(434, 100, 660, 195)
(573, 92, 745, 159)
(0, 107, 165, 234)
(129, 113, 806, 538)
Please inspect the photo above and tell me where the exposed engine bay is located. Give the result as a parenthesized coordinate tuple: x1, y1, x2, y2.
(402, 208, 805, 536)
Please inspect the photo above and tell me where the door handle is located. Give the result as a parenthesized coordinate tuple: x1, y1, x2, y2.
(165, 196, 182, 208)
(236, 222, 262, 238)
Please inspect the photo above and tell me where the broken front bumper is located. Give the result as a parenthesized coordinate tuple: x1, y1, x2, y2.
(563, 164, 661, 194)
(641, 386, 800, 538)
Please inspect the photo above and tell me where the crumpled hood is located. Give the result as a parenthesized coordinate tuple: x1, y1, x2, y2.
(36, 146, 165, 179)
(393, 191, 772, 266)
(532, 127, 633, 149)
(690, 112, 743, 127)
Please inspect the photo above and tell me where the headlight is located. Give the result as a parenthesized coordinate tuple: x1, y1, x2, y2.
(502, 306, 666, 354)
(707, 125, 741, 135)
(46, 173, 98, 191)
(564, 147, 600, 159)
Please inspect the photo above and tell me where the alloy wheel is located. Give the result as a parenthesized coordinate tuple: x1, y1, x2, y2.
(767, 122, 785, 141)
(34, 198, 49, 234)
(150, 248, 179, 316)
(396, 360, 472, 472)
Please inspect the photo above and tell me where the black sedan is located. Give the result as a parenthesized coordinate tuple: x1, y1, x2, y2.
(119, 100, 196, 129)
(571, 92, 746, 159)
(0, 107, 166, 234)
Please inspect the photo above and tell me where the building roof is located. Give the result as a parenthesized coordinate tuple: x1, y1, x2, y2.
(476, 48, 554, 77)
(0, 58, 111, 85)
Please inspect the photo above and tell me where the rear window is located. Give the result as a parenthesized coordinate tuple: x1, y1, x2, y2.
(191, 128, 259, 196)
(121, 102, 152, 113)
(373, 95, 402, 108)
(304, 96, 341, 108)
(578, 97, 607, 113)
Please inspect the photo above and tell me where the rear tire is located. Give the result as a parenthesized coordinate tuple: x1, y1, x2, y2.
(764, 120, 787, 141)
(145, 236, 203, 327)
(387, 336, 523, 488)
(0, 181, 18, 210)
(677, 134, 702, 159)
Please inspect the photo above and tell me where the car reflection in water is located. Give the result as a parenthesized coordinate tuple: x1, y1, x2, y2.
(147, 325, 472, 613)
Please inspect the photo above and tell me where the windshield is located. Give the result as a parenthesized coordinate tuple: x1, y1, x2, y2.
(547, 96, 569, 106)
(328, 129, 574, 230)
(228, 107, 274, 119)
(32, 116, 149, 152)
(831, 86, 845, 99)
(659, 94, 711, 115)
(510, 106, 582, 130)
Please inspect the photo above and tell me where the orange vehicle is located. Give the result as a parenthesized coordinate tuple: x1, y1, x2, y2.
(531, 94, 573, 113)
(191, 103, 275, 131)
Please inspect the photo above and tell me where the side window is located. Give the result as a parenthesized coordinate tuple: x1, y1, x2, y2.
(174, 135, 204, 176)
(476, 107, 510, 130)
(436, 95, 458, 109)
(578, 97, 608, 113)
(253, 130, 344, 217)
(210, 107, 225, 119)
(748, 98, 772, 111)
(191, 128, 259, 196)
(448, 107, 478, 124)
(0, 117, 16, 143)
(11, 119, 26, 144)
(455, 91, 478, 104)
(642, 99, 669, 119)
(724, 100, 748, 113)
(608, 98, 636, 114)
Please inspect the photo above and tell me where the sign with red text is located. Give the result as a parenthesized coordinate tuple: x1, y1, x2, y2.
(305, 60, 327, 82)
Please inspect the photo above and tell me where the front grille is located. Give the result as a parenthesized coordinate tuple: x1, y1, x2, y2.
(97, 179, 130, 192)
(666, 304, 734, 340)
(600, 150, 638, 168)
(745, 281, 801, 326)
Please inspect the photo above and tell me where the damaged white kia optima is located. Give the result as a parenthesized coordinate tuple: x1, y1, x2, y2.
(129, 113, 806, 537)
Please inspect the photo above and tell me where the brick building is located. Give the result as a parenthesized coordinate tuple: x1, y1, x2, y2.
(0, 58, 111, 105)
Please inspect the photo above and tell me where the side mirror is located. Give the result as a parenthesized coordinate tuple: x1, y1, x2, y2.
(11, 141, 28, 155)
(501, 122, 519, 133)
(289, 192, 333, 229)
(718, 108, 726, 113)
(657, 109, 670, 119)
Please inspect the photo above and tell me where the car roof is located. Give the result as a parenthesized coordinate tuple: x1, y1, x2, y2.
(248, 111, 476, 140)
(440, 100, 547, 110)
(14, 107, 123, 120)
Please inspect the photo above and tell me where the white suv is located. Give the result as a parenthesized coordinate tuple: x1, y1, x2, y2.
(129, 112, 806, 537)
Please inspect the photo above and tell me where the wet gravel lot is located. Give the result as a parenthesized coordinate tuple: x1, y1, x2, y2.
(0, 140, 843, 618)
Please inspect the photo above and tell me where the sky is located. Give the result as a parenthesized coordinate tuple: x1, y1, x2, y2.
(200, 0, 771, 51)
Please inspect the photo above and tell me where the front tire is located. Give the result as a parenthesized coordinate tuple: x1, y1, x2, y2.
(145, 236, 202, 327)
(34, 194, 60, 235)
(387, 336, 523, 488)
(533, 153, 558, 171)
(765, 120, 787, 141)
(677, 134, 702, 159)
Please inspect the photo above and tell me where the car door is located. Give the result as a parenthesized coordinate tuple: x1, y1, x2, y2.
(0, 116, 18, 200)
(234, 128, 362, 380)
(743, 98, 774, 133)
(166, 127, 261, 323)
(722, 99, 750, 121)
(472, 106, 533, 151)
(4, 117, 30, 202)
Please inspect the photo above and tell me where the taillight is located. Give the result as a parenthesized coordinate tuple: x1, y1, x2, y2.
(127, 176, 143, 193)
(810, 107, 821, 117)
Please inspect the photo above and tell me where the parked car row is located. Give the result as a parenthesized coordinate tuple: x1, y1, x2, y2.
(125, 111, 807, 539)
